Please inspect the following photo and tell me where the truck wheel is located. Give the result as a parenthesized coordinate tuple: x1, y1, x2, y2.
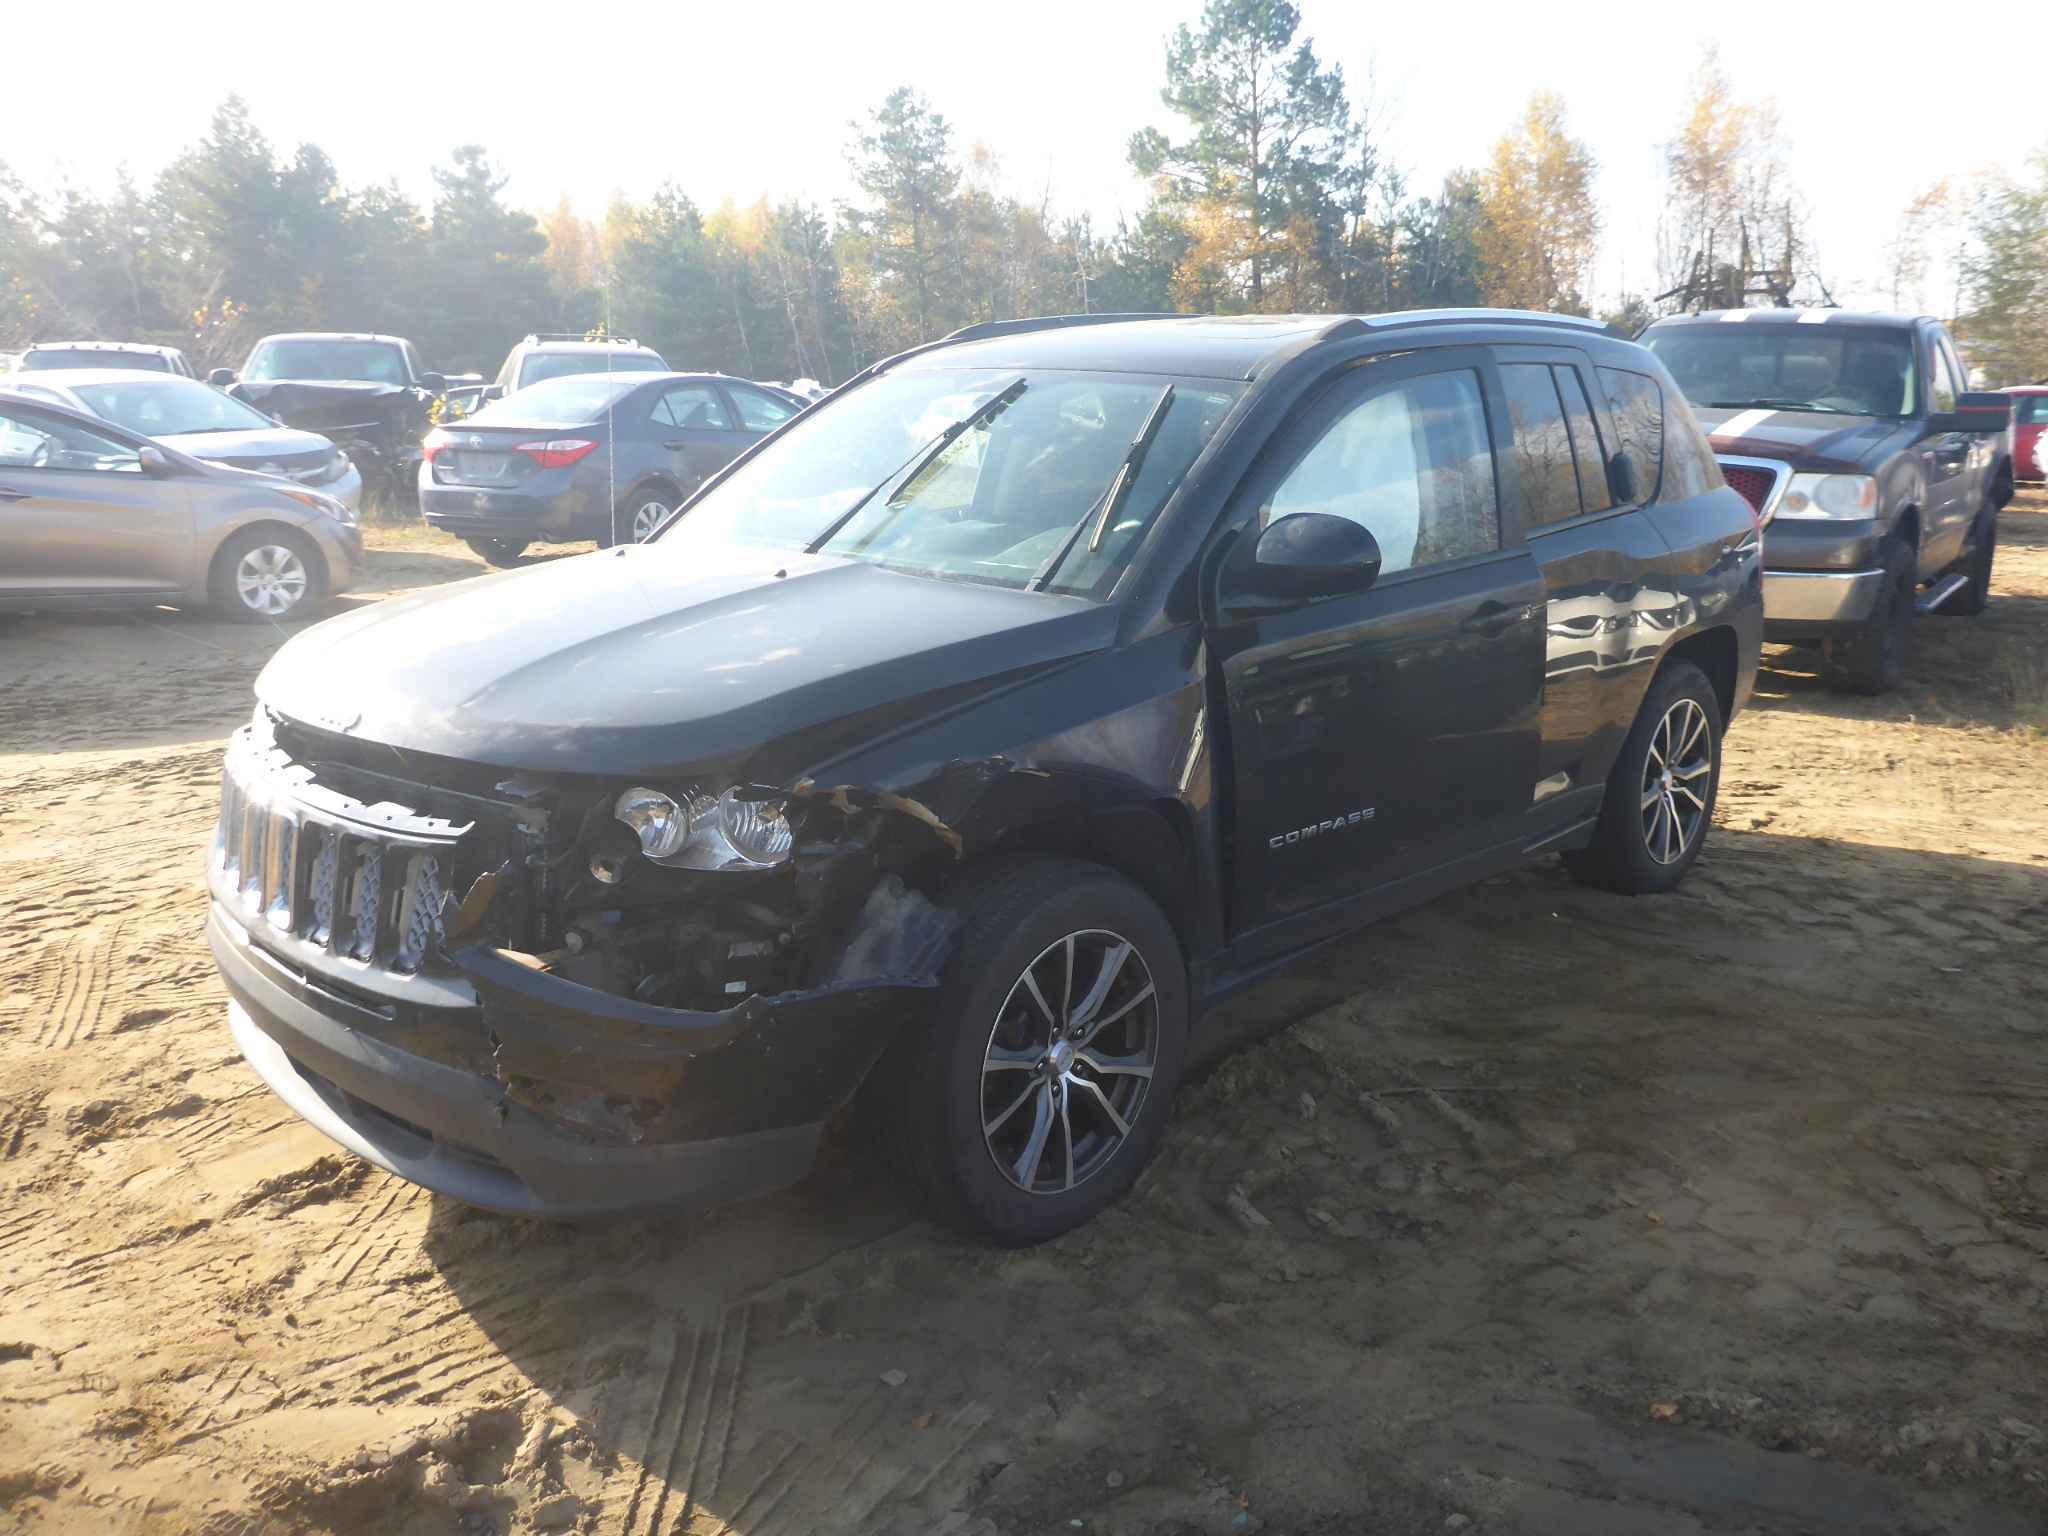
(1821, 538, 1914, 695)
(1562, 659, 1720, 896)
(888, 856, 1187, 1246)
(1951, 502, 1997, 617)
(210, 526, 326, 624)
(463, 537, 528, 568)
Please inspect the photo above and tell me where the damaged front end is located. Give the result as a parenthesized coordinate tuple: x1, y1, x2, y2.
(205, 708, 958, 1215)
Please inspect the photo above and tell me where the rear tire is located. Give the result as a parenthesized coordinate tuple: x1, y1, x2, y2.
(463, 537, 528, 568)
(879, 856, 1188, 1246)
(1562, 660, 1721, 896)
(1821, 538, 1914, 694)
(1952, 502, 1997, 617)
(210, 526, 326, 624)
(597, 487, 677, 549)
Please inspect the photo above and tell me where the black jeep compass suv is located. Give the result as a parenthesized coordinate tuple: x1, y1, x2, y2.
(206, 310, 1762, 1244)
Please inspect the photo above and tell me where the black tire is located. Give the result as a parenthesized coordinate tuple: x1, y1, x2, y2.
(209, 525, 327, 624)
(1562, 659, 1721, 896)
(463, 537, 529, 568)
(1952, 503, 1997, 617)
(882, 856, 1188, 1246)
(1821, 538, 1914, 695)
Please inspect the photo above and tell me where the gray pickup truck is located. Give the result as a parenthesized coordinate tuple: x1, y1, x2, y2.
(1642, 310, 2013, 693)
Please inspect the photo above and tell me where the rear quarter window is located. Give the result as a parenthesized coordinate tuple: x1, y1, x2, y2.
(1595, 366, 1664, 503)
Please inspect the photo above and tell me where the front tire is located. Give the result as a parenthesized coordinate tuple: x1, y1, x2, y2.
(463, 537, 529, 568)
(889, 857, 1188, 1245)
(210, 527, 325, 624)
(1563, 660, 1721, 896)
(1821, 538, 1914, 694)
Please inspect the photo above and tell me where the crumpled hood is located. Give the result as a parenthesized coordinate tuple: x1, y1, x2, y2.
(1695, 405, 1913, 473)
(256, 545, 1115, 779)
(229, 380, 422, 438)
(164, 425, 333, 466)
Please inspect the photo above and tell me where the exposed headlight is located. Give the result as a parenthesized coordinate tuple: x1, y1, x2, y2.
(614, 786, 691, 858)
(282, 487, 356, 525)
(312, 446, 353, 485)
(714, 787, 793, 866)
(1777, 473, 1877, 519)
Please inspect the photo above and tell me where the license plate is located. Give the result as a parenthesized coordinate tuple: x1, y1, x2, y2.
(457, 452, 509, 480)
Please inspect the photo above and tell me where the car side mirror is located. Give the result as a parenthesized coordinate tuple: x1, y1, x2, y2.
(418, 372, 447, 394)
(1607, 451, 1638, 505)
(208, 367, 236, 388)
(138, 445, 174, 477)
(482, 385, 505, 402)
(1225, 512, 1382, 610)
(1942, 392, 2012, 435)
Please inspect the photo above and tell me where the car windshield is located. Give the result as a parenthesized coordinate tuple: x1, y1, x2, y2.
(647, 367, 1240, 599)
(246, 340, 408, 384)
(470, 371, 645, 427)
(25, 349, 168, 372)
(74, 377, 274, 436)
(1645, 326, 1919, 418)
(517, 352, 666, 388)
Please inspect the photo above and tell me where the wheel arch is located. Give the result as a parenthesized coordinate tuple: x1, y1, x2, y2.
(207, 519, 329, 602)
(1657, 624, 1738, 725)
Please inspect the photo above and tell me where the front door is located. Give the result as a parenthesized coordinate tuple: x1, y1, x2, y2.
(0, 400, 193, 596)
(1208, 350, 1545, 953)
(1919, 332, 1971, 573)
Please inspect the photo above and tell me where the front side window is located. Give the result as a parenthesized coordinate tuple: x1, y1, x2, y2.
(1263, 369, 1498, 576)
(729, 385, 797, 433)
(1596, 367, 1665, 503)
(246, 340, 409, 385)
(0, 403, 140, 471)
(1500, 364, 1582, 528)
(1645, 325, 1919, 419)
(650, 367, 1239, 599)
(654, 383, 733, 430)
(1925, 337, 1959, 415)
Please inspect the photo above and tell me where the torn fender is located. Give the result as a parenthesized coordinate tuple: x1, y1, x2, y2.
(452, 943, 935, 1141)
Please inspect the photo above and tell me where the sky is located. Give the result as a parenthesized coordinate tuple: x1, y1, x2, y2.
(5, 0, 2041, 313)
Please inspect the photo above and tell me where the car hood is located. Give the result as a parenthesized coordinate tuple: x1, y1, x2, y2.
(1695, 405, 1912, 473)
(165, 425, 332, 464)
(255, 546, 1116, 779)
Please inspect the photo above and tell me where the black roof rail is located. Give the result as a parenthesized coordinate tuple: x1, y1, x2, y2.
(938, 312, 1182, 345)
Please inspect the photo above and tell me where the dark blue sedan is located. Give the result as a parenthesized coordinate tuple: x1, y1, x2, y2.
(418, 370, 800, 564)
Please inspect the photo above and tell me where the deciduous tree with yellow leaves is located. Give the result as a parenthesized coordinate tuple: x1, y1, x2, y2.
(1474, 92, 1599, 316)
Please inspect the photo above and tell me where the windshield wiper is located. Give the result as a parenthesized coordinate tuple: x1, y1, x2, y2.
(804, 376, 1028, 554)
(1030, 384, 1176, 591)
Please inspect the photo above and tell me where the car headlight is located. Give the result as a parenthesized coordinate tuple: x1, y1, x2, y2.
(313, 446, 353, 485)
(281, 487, 356, 525)
(615, 784, 793, 869)
(1777, 473, 1877, 519)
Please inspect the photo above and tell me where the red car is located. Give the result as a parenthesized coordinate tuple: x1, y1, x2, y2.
(2007, 385, 2048, 482)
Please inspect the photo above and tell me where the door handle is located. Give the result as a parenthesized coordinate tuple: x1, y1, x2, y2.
(0, 486, 28, 503)
(662, 440, 689, 450)
(1460, 600, 1526, 637)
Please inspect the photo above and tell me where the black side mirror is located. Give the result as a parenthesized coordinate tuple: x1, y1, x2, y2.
(138, 445, 174, 477)
(418, 372, 447, 394)
(1226, 512, 1382, 610)
(208, 367, 236, 388)
(482, 384, 505, 402)
(1946, 391, 2012, 435)
(1607, 451, 1638, 505)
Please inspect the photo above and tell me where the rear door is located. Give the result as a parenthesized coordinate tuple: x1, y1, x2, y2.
(651, 381, 748, 494)
(1209, 349, 1545, 953)
(0, 400, 193, 596)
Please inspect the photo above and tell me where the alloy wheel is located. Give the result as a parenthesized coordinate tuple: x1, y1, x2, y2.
(1640, 697, 1711, 865)
(631, 501, 670, 542)
(235, 544, 309, 617)
(980, 929, 1159, 1195)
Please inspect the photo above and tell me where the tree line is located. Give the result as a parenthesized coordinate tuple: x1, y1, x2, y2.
(4, 0, 2044, 385)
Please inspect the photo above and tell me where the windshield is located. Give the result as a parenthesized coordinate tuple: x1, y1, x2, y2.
(648, 368, 1239, 599)
(517, 352, 666, 388)
(74, 377, 273, 436)
(24, 348, 169, 372)
(1646, 326, 1919, 418)
(246, 340, 408, 385)
(471, 372, 646, 427)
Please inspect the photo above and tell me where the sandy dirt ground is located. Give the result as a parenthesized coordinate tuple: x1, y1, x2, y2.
(3, 504, 2046, 1535)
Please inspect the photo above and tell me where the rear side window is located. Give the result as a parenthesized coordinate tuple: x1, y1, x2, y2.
(2017, 395, 2048, 425)
(1596, 367, 1664, 503)
(1660, 397, 1725, 501)
(1263, 368, 1499, 577)
(1499, 364, 1582, 527)
(1553, 367, 1615, 515)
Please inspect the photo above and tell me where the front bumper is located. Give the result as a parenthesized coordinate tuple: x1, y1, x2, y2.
(316, 519, 364, 595)
(210, 905, 928, 1216)
(1763, 567, 1884, 630)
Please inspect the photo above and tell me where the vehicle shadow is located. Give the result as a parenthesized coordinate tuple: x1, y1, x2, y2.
(415, 827, 2048, 1534)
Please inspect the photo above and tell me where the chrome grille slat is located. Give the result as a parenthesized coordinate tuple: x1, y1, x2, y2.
(265, 811, 298, 931)
(308, 829, 340, 949)
(239, 791, 267, 912)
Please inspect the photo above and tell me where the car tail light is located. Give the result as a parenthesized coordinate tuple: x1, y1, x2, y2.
(421, 428, 452, 464)
(515, 438, 597, 470)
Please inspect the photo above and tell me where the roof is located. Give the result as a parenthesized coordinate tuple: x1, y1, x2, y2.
(0, 367, 197, 389)
(518, 339, 661, 353)
(904, 310, 1617, 381)
(23, 340, 184, 355)
(1645, 309, 1925, 331)
(2000, 383, 2048, 394)
(252, 332, 410, 346)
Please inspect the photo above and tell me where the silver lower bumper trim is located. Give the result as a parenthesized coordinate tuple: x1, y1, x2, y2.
(1764, 568, 1884, 626)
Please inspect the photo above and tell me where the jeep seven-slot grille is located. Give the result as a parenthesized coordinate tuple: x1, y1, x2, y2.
(213, 760, 459, 977)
